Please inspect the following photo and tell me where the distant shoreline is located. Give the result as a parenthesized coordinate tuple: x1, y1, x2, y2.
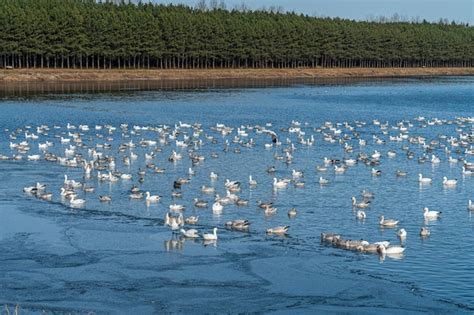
(1, 68, 473, 83)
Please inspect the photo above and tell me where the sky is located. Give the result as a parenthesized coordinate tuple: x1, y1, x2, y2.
(154, 0, 474, 24)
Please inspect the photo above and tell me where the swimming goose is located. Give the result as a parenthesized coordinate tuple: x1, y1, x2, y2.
(442, 177, 457, 186)
(181, 228, 199, 238)
(371, 168, 382, 176)
(209, 171, 218, 180)
(70, 195, 85, 206)
(273, 178, 288, 189)
(356, 210, 366, 220)
(169, 204, 185, 212)
(212, 201, 223, 212)
(379, 215, 399, 227)
(288, 208, 297, 218)
(352, 197, 370, 208)
(145, 192, 161, 202)
(185, 216, 199, 224)
(420, 227, 430, 237)
(202, 228, 218, 241)
(266, 226, 289, 235)
(193, 198, 208, 208)
(418, 174, 432, 184)
(423, 207, 441, 219)
(396, 170, 408, 177)
(99, 195, 112, 202)
(360, 189, 375, 199)
(377, 244, 405, 255)
(201, 186, 215, 194)
(334, 165, 346, 174)
(248, 175, 257, 186)
(292, 169, 303, 178)
(225, 219, 250, 230)
(319, 177, 329, 185)
(431, 154, 440, 164)
(462, 166, 473, 175)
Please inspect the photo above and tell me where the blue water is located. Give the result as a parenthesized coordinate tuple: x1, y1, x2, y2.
(0, 76, 473, 313)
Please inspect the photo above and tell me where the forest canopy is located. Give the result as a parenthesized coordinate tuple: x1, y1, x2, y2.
(0, 0, 472, 69)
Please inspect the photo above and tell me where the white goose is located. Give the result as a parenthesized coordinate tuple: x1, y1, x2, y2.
(145, 192, 161, 202)
(379, 215, 399, 227)
(418, 174, 432, 184)
(423, 207, 441, 219)
(398, 228, 407, 239)
(273, 178, 288, 189)
(249, 175, 257, 186)
(70, 195, 85, 206)
(202, 228, 218, 241)
(181, 228, 199, 238)
(377, 244, 405, 255)
(356, 210, 366, 220)
(442, 176, 457, 187)
(212, 201, 223, 212)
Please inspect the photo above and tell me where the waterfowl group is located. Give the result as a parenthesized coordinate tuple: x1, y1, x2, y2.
(9, 115, 474, 256)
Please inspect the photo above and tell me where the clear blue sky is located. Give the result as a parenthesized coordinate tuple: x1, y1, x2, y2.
(153, 0, 474, 24)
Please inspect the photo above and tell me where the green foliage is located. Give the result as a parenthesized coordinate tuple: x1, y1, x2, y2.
(0, 0, 472, 68)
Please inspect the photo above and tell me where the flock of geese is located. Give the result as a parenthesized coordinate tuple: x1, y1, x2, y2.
(4, 115, 474, 256)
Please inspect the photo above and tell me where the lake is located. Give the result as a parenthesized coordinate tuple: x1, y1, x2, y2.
(0, 76, 473, 313)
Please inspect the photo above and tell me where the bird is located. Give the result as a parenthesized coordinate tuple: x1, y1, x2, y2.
(379, 215, 399, 227)
(377, 244, 405, 255)
(356, 210, 366, 220)
(288, 208, 297, 218)
(145, 191, 161, 202)
(70, 195, 85, 206)
(266, 226, 289, 235)
(468, 200, 474, 211)
(248, 175, 257, 186)
(352, 197, 370, 208)
(442, 176, 457, 187)
(420, 227, 430, 237)
(181, 228, 199, 238)
(423, 207, 441, 219)
(212, 201, 223, 212)
(202, 228, 218, 241)
(185, 216, 199, 224)
(418, 174, 432, 184)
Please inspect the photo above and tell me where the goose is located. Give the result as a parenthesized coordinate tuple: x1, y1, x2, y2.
(319, 177, 329, 185)
(462, 166, 473, 175)
(273, 178, 288, 189)
(120, 173, 132, 180)
(420, 227, 430, 237)
(315, 165, 327, 172)
(321, 233, 341, 242)
(468, 200, 474, 211)
(145, 191, 161, 202)
(396, 170, 408, 177)
(225, 219, 250, 230)
(27, 155, 41, 161)
(443, 176, 457, 186)
(398, 228, 407, 239)
(418, 174, 432, 184)
(377, 244, 406, 255)
(379, 215, 399, 227)
(209, 172, 218, 180)
(99, 195, 112, 202)
(334, 165, 346, 174)
(431, 154, 440, 164)
(212, 201, 223, 212)
(423, 207, 441, 219)
(249, 175, 257, 186)
(352, 197, 370, 208)
(202, 228, 218, 241)
(70, 195, 85, 206)
(236, 198, 249, 206)
(165, 213, 184, 231)
(361, 189, 375, 199)
(292, 169, 303, 178)
(181, 228, 200, 238)
(264, 206, 278, 216)
(201, 186, 215, 194)
(266, 226, 289, 235)
(288, 208, 297, 218)
(185, 216, 199, 224)
(193, 199, 208, 208)
(356, 210, 366, 220)
(169, 204, 185, 212)
(129, 192, 144, 199)
(371, 168, 382, 176)
(374, 241, 390, 248)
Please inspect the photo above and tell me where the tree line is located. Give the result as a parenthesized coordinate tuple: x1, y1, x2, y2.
(0, 0, 472, 69)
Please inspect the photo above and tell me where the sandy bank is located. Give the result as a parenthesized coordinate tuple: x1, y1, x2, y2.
(0, 68, 473, 82)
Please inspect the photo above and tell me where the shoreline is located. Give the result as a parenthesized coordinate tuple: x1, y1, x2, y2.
(0, 68, 473, 83)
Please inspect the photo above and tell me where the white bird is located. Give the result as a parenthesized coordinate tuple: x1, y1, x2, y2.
(356, 210, 366, 220)
(377, 244, 406, 255)
(423, 207, 441, 219)
(273, 178, 288, 189)
(181, 228, 199, 238)
(145, 191, 161, 202)
(202, 227, 218, 241)
(212, 201, 223, 212)
(379, 215, 399, 227)
(266, 226, 289, 235)
(398, 228, 407, 239)
(70, 195, 85, 206)
(249, 175, 257, 186)
(210, 172, 218, 180)
(442, 176, 457, 187)
(319, 177, 329, 185)
(418, 174, 432, 184)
